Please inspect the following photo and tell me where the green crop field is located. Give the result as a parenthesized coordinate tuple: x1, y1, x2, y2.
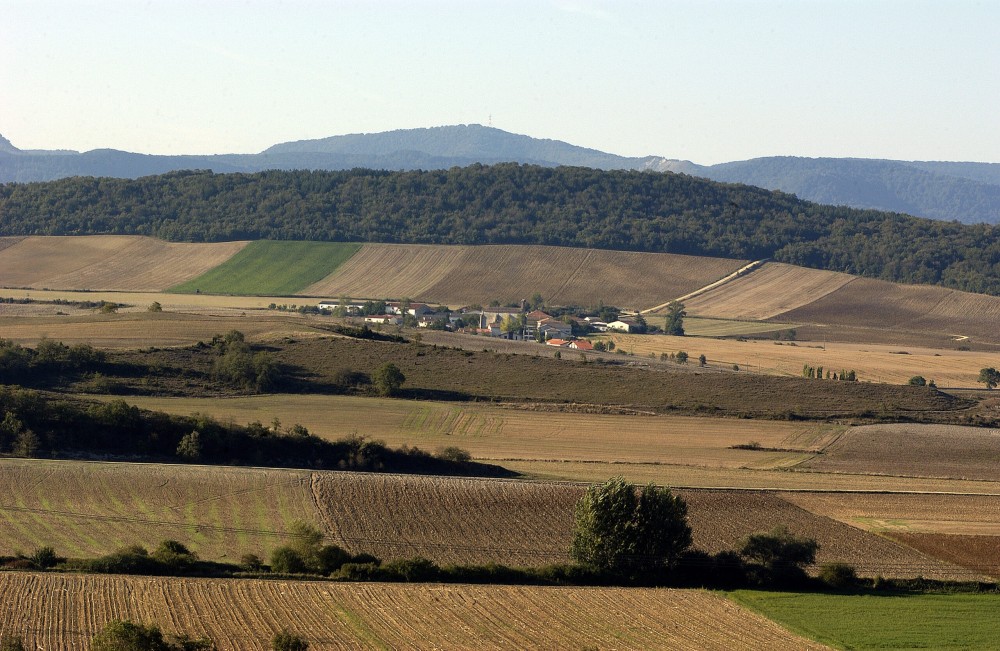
(168, 240, 361, 295)
(730, 590, 1000, 650)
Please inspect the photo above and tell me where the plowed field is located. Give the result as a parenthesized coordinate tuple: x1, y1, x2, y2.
(799, 424, 1000, 481)
(0, 460, 316, 561)
(0, 574, 826, 650)
(682, 263, 855, 320)
(681, 490, 977, 580)
(0, 236, 248, 291)
(779, 276, 1000, 344)
(885, 533, 1000, 579)
(305, 243, 745, 308)
(782, 493, 1000, 535)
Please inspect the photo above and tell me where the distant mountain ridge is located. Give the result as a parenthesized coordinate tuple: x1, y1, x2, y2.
(2, 125, 998, 223)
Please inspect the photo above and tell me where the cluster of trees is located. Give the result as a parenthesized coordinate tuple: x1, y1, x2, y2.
(980, 367, 1000, 389)
(0, 385, 500, 476)
(802, 365, 858, 381)
(2, 165, 1000, 294)
(207, 330, 279, 392)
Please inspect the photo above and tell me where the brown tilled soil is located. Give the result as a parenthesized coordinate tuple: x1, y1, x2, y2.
(885, 533, 1000, 579)
(680, 489, 980, 580)
(800, 423, 1000, 481)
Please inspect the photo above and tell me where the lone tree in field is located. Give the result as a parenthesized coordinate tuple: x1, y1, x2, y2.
(740, 526, 818, 585)
(571, 477, 691, 577)
(980, 367, 1000, 390)
(372, 362, 405, 397)
(664, 302, 686, 336)
(272, 630, 309, 651)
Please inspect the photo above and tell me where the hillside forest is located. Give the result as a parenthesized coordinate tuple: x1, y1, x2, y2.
(1, 164, 999, 294)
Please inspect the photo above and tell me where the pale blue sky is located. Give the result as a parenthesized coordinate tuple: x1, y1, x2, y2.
(3, 0, 998, 164)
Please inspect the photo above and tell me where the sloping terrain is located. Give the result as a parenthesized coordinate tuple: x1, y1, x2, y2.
(778, 275, 1000, 344)
(0, 235, 248, 291)
(682, 262, 855, 320)
(305, 243, 746, 307)
(0, 574, 828, 650)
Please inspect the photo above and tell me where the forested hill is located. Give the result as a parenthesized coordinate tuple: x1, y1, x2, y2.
(1, 164, 999, 295)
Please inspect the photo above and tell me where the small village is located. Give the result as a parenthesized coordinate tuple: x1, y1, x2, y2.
(314, 298, 653, 351)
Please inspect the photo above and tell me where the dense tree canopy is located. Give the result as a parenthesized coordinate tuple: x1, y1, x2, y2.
(2, 164, 999, 294)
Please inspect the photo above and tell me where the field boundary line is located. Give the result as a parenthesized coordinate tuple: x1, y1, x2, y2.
(641, 258, 768, 314)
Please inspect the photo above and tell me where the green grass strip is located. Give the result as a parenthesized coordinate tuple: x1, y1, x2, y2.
(729, 590, 1000, 650)
(169, 241, 361, 296)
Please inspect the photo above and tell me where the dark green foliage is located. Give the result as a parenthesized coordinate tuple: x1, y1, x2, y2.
(675, 351, 688, 364)
(151, 540, 198, 570)
(30, 545, 58, 569)
(979, 367, 1000, 389)
(0, 635, 26, 651)
(436, 446, 472, 463)
(819, 562, 859, 589)
(209, 331, 279, 392)
(239, 553, 264, 572)
(664, 302, 686, 336)
(91, 620, 213, 651)
(571, 477, 691, 576)
(908, 375, 927, 386)
(175, 431, 202, 462)
(3, 165, 1000, 294)
(372, 362, 405, 397)
(698, 354, 707, 367)
(740, 526, 819, 586)
(380, 557, 440, 582)
(269, 546, 307, 574)
(271, 631, 309, 651)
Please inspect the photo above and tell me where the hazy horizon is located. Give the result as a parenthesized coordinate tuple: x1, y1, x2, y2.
(4, 1, 999, 165)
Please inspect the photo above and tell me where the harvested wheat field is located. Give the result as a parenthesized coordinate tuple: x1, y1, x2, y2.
(0, 459, 316, 561)
(0, 287, 307, 313)
(114, 394, 842, 471)
(799, 424, 1000, 481)
(0, 311, 327, 347)
(779, 276, 1000, 345)
(0, 235, 248, 291)
(682, 262, 855, 320)
(782, 492, 1000, 536)
(0, 574, 827, 651)
(305, 243, 746, 308)
(681, 490, 980, 580)
(310, 472, 581, 566)
(600, 332, 998, 387)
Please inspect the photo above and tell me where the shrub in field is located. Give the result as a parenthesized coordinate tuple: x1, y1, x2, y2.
(740, 526, 818, 586)
(271, 630, 309, 651)
(908, 375, 927, 386)
(91, 620, 213, 650)
(239, 553, 264, 572)
(571, 477, 691, 577)
(436, 446, 472, 463)
(381, 557, 440, 582)
(30, 546, 58, 569)
(819, 562, 858, 590)
(151, 540, 198, 571)
(980, 367, 1000, 390)
(0, 635, 26, 651)
(175, 431, 202, 462)
(372, 362, 405, 396)
(270, 547, 308, 574)
(335, 562, 382, 581)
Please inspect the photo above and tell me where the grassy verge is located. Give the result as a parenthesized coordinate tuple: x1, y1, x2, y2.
(168, 240, 361, 295)
(729, 589, 1000, 650)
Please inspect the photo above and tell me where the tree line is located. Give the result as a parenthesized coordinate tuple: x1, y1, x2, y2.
(2, 165, 1000, 294)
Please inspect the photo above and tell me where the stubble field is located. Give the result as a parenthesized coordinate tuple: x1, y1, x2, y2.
(304, 243, 746, 308)
(0, 573, 828, 650)
(0, 236, 248, 291)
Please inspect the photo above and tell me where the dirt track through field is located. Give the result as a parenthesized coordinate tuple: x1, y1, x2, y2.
(0, 236, 248, 291)
(0, 573, 828, 650)
(305, 243, 745, 308)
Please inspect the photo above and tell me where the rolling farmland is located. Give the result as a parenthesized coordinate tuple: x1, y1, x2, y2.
(681, 263, 855, 320)
(169, 241, 362, 295)
(305, 243, 746, 307)
(600, 332, 999, 387)
(0, 574, 828, 650)
(0, 236, 248, 291)
(0, 460, 316, 561)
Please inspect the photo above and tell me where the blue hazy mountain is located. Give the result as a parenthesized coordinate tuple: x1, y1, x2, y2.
(2, 126, 998, 223)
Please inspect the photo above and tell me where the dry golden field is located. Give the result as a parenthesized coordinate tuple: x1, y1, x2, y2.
(0, 574, 827, 651)
(0, 287, 299, 313)
(681, 263, 855, 320)
(798, 423, 1000, 481)
(113, 394, 842, 471)
(0, 236, 248, 291)
(0, 459, 316, 561)
(600, 332, 1000, 387)
(0, 311, 328, 348)
(305, 243, 746, 308)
